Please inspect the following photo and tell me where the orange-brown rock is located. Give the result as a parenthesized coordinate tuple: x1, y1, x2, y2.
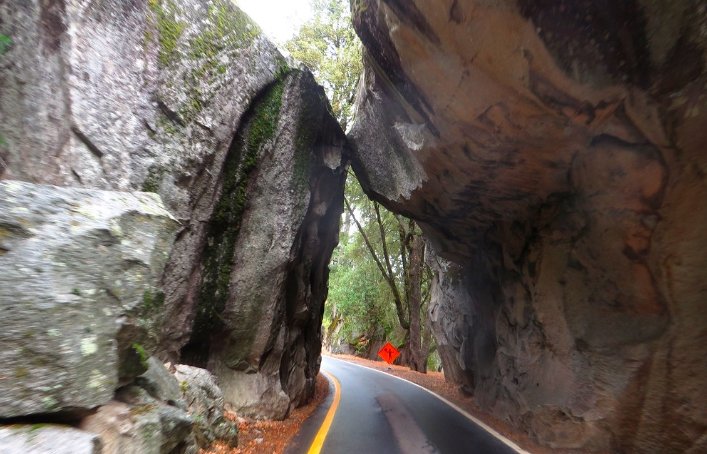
(349, 0, 707, 451)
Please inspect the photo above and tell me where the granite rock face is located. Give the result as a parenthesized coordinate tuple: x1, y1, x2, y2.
(173, 69, 347, 419)
(350, 0, 707, 451)
(0, 0, 346, 421)
(0, 181, 177, 418)
(0, 425, 102, 454)
(0, 0, 283, 199)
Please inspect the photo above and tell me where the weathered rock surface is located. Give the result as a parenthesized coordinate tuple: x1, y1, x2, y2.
(0, 0, 346, 421)
(80, 358, 207, 454)
(136, 357, 185, 407)
(81, 388, 195, 454)
(0, 0, 282, 199)
(0, 181, 177, 418)
(350, 0, 707, 451)
(174, 68, 347, 419)
(173, 364, 238, 448)
(0, 425, 102, 454)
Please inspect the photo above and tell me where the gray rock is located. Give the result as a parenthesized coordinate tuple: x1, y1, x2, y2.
(0, 0, 283, 199)
(82, 400, 160, 454)
(136, 357, 184, 408)
(1, 0, 346, 420)
(81, 386, 194, 454)
(350, 1, 707, 451)
(0, 181, 177, 418)
(0, 424, 101, 454)
(173, 364, 237, 448)
(426, 251, 475, 389)
(177, 69, 346, 419)
(157, 405, 195, 453)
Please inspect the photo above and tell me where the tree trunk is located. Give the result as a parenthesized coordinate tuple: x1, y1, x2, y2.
(407, 234, 426, 372)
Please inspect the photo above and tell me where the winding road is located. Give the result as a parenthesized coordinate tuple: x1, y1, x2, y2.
(287, 356, 528, 454)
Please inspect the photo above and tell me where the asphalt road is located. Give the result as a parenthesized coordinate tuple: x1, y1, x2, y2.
(287, 356, 527, 454)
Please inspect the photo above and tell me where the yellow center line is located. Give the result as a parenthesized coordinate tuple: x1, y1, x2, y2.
(307, 370, 341, 454)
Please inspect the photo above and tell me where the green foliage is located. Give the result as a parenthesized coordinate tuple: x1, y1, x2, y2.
(326, 174, 436, 369)
(325, 177, 400, 348)
(286, 0, 362, 130)
(132, 342, 150, 369)
(326, 237, 396, 342)
(427, 349, 442, 372)
(0, 34, 11, 55)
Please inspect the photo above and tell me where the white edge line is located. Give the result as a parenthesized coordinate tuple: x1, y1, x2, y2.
(324, 355, 531, 454)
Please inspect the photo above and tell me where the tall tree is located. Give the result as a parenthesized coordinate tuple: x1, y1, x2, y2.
(343, 176, 432, 372)
(285, 0, 361, 129)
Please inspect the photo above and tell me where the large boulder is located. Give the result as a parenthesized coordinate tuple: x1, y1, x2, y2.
(0, 181, 176, 418)
(177, 69, 346, 419)
(0, 0, 346, 419)
(135, 357, 185, 407)
(350, 0, 707, 451)
(0, 0, 281, 197)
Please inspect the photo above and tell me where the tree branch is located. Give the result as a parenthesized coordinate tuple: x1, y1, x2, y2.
(345, 196, 409, 330)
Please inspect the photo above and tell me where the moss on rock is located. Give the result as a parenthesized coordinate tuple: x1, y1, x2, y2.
(148, 0, 186, 68)
(189, 1, 260, 63)
(179, 1, 263, 122)
(184, 75, 288, 364)
(132, 343, 150, 369)
(141, 166, 166, 193)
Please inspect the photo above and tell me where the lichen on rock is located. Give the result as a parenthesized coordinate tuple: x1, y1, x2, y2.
(0, 181, 177, 418)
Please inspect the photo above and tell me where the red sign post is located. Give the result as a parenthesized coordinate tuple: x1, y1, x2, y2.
(377, 341, 400, 364)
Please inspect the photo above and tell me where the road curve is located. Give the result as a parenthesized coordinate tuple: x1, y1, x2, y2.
(287, 356, 528, 454)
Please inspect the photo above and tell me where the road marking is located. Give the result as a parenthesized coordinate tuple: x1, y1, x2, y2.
(325, 356, 531, 454)
(307, 370, 341, 454)
(377, 393, 439, 453)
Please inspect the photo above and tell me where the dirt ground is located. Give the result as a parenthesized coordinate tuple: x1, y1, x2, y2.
(203, 353, 568, 454)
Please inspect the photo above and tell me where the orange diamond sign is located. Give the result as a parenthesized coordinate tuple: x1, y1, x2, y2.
(377, 342, 400, 364)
